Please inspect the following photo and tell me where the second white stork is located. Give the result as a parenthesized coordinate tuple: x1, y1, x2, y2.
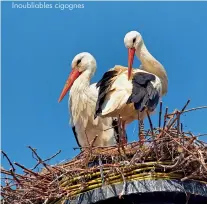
(58, 52, 119, 148)
(95, 31, 168, 143)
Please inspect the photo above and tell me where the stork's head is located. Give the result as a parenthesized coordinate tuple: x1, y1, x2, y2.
(124, 31, 143, 80)
(58, 52, 96, 103)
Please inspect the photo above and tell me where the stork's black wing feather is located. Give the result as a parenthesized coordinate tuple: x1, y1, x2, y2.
(126, 72, 160, 112)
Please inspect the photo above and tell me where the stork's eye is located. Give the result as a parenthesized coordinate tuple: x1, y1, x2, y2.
(133, 38, 136, 43)
(77, 59, 81, 65)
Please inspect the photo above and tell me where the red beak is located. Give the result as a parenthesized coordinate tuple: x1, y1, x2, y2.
(58, 69, 81, 103)
(128, 48, 135, 80)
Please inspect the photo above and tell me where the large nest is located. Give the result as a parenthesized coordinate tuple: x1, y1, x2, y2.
(1, 100, 207, 204)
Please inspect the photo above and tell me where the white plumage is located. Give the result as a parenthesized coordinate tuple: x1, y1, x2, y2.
(98, 68, 162, 123)
(58, 52, 118, 147)
(95, 31, 168, 143)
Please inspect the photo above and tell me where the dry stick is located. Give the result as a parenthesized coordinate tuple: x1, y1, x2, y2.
(116, 168, 127, 199)
(117, 115, 122, 157)
(84, 135, 98, 167)
(197, 133, 207, 137)
(43, 150, 61, 163)
(14, 162, 44, 178)
(181, 99, 191, 112)
(146, 110, 159, 160)
(163, 131, 198, 159)
(1, 150, 16, 172)
(165, 100, 191, 134)
(162, 107, 168, 131)
(158, 101, 163, 133)
(181, 169, 200, 182)
(156, 153, 184, 169)
(167, 106, 207, 117)
(27, 146, 51, 173)
(98, 156, 104, 185)
(176, 112, 180, 137)
(155, 106, 169, 140)
(9, 169, 21, 186)
(1, 169, 30, 180)
(181, 123, 183, 133)
(32, 150, 62, 171)
(198, 150, 207, 172)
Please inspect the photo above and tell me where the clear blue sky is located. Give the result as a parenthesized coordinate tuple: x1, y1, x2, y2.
(2, 2, 207, 172)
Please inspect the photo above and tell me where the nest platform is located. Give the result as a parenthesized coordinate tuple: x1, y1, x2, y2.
(1, 100, 207, 204)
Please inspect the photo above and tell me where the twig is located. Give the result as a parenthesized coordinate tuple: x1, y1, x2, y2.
(167, 106, 207, 117)
(99, 156, 104, 185)
(146, 110, 158, 160)
(43, 150, 61, 163)
(1, 150, 16, 172)
(176, 111, 181, 137)
(116, 168, 127, 199)
(156, 153, 184, 169)
(158, 101, 163, 132)
(28, 146, 51, 173)
(10, 169, 21, 186)
(166, 100, 190, 131)
(14, 162, 44, 178)
(197, 133, 207, 137)
(181, 99, 191, 112)
(198, 150, 207, 172)
(146, 110, 155, 139)
(181, 123, 183, 132)
(84, 135, 99, 167)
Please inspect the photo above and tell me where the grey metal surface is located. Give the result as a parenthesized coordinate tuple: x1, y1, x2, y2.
(65, 179, 207, 204)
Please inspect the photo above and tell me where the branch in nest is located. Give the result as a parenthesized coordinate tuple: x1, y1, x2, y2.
(43, 150, 61, 163)
(9, 169, 22, 186)
(156, 153, 184, 169)
(1, 150, 15, 172)
(181, 168, 201, 181)
(116, 168, 127, 199)
(14, 162, 44, 178)
(166, 99, 190, 132)
(27, 146, 52, 173)
(158, 101, 163, 132)
(167, 106, 207, 117)
(198, 150, 207, 172)
(146, 110, 158, 160)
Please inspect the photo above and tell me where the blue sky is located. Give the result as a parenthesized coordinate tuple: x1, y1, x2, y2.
(2, 1, 207, 172)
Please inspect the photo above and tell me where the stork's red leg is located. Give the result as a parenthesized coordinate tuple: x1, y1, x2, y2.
(121, 121, 127, 145)
(139, 120, 145, 145)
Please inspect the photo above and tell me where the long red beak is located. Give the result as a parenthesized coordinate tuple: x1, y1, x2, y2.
(128, 48, 135, 80)
(58, 69, 81, 103)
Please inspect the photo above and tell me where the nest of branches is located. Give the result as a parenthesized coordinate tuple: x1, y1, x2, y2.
(1, 100, 207, 204)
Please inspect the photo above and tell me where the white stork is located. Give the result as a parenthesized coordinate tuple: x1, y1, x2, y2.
(58, 52, 119, 148)
(95, 31, 168, 143)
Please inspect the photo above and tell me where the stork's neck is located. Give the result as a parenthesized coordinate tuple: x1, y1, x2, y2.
(136, 42, 168, 95)
(71, 70, 92, 92)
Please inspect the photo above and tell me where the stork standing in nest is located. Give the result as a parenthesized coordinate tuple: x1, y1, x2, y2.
(58, 52, 119, 148)
(95, 31, 168, 143)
